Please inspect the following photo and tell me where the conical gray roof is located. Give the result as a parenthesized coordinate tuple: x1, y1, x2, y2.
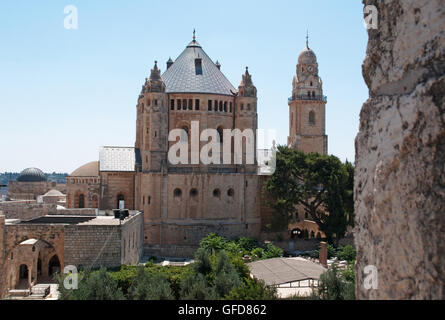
(161, 40, 236, 96)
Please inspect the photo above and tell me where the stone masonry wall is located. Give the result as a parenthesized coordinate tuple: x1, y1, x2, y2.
(0, 200, 56, 221)
(64, 225, 121, 269)
(355, 0, 445, 299)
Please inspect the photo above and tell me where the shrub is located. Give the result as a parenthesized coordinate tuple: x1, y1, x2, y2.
(310, 265, 355, 300)
(58, 267, 125, 300)
(128, 267, 174, 300)
(336, 245, 356, 262)
(225, 278, 278, 300)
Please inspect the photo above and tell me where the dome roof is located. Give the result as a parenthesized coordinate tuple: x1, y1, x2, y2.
(70, 161, 99, 177)
(44, 189, 64, 197)
(17, 168, 47, 182)
(161, 39, 236, 96)
(298, 46, 317, 65)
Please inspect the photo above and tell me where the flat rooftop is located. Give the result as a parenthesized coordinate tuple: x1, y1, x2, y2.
(7, 211, 142, 226)
(248, 257, 327, 286)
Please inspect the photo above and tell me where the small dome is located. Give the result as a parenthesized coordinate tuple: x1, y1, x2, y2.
(70, 161, 99, 177)
(298, 47, 317, 65)
(44, 189, 64, 197)
(17, 168, 47, 182)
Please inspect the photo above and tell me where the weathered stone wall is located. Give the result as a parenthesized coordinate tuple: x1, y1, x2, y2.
(121, 212, 144, 265)
(64, 225, 121, 269)
(64, 213, 143, 269)
(8, 181, 54, 200)
(0, 200, 56, 221)
(355, 0, 445, 299)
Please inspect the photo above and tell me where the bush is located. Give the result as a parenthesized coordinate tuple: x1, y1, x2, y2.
(128, 267, 174, 300)
(58, 267, 125, 300)
(336, 245, 356, 263)
(225, 278, 278, 300)
(310, 265, 355, 300)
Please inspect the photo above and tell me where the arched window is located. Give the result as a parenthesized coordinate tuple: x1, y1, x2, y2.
(224, 102, 227, 112)
(310, 81, 313, 87)
(219, 101, 223, 112)
(214, 100, 218, 112)
(247, 103, 251, 111)
(190, 188, 198, 198)
(241, 103, 244, 111)
(183, 99, 187, 110)
(227, 188, 234, 197)
(78, 194, 85, 209)
(174, 188, 182, 198)
(309, 111, 315, 125)
(312, 91, 315, 97)
(213, 189, 221, 198)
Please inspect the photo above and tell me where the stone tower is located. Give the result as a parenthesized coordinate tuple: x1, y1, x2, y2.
(135, 61, 169, 173)
(235, 67, 258, 172)
(288, 38, 327, 155)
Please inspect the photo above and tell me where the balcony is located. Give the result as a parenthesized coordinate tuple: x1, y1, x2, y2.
(288, 95, 327, 103)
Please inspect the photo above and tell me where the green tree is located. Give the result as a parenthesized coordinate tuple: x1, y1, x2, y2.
(265, 146, 354, 245)
(58, 267, 125, 300)
(310, 265, 355, 300)
(225, 278, 278, 300)
(128, 267, 174, 300)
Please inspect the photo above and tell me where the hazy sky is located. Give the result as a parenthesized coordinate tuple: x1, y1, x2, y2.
(0, 1, 369, 173)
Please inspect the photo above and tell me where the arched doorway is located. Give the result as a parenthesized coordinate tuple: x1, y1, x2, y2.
(37, 258, 42, 277)
(48, 255, 61, 276)
(19, 264, 28, 280)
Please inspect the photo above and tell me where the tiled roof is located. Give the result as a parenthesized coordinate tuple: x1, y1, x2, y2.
(99, 147, 135, 172)
(161, 40, 236, 96)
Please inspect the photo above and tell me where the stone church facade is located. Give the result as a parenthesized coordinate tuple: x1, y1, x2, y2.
(66, 35, 328, 256)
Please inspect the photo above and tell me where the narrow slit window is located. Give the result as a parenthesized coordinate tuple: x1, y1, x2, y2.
(195, 99, 200, 111)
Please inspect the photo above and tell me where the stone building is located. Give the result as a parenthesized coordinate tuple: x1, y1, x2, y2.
(63, 35, 328, 257)
(288, 37, 328, 155)
(8, 168, 65, 200)
(0, 209, 144, 298)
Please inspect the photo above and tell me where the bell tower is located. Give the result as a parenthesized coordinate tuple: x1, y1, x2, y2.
(288, 36, 327, 155)
(136, 61, 169, 172)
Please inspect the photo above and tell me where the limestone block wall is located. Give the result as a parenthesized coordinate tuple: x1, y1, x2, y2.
(121, 213, 144, 265)
(64, 225, 121, 269)
(100, 172, 135, 210)
(355, 0, 445, 299)
(0, 200, 57, 221)
(8, 181, 54, 200)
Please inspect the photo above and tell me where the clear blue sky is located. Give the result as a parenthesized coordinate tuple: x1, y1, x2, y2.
(0, 0, 368, 173)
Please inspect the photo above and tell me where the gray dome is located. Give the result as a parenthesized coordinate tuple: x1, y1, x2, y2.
(298, 47, 317, 65)
(17, 167, 47, 182)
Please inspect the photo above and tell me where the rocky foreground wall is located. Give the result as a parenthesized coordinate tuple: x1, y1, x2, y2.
(355, 0, 445, 299)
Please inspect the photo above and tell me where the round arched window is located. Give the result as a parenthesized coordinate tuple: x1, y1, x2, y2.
(213, 189, 221, 198)
(227, 188, 234, 197)
(190, 188, 198, 197)
(174, 188, 182, 198)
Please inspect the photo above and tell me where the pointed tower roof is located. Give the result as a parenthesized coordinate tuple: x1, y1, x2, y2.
(161, 35, 236, 96)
